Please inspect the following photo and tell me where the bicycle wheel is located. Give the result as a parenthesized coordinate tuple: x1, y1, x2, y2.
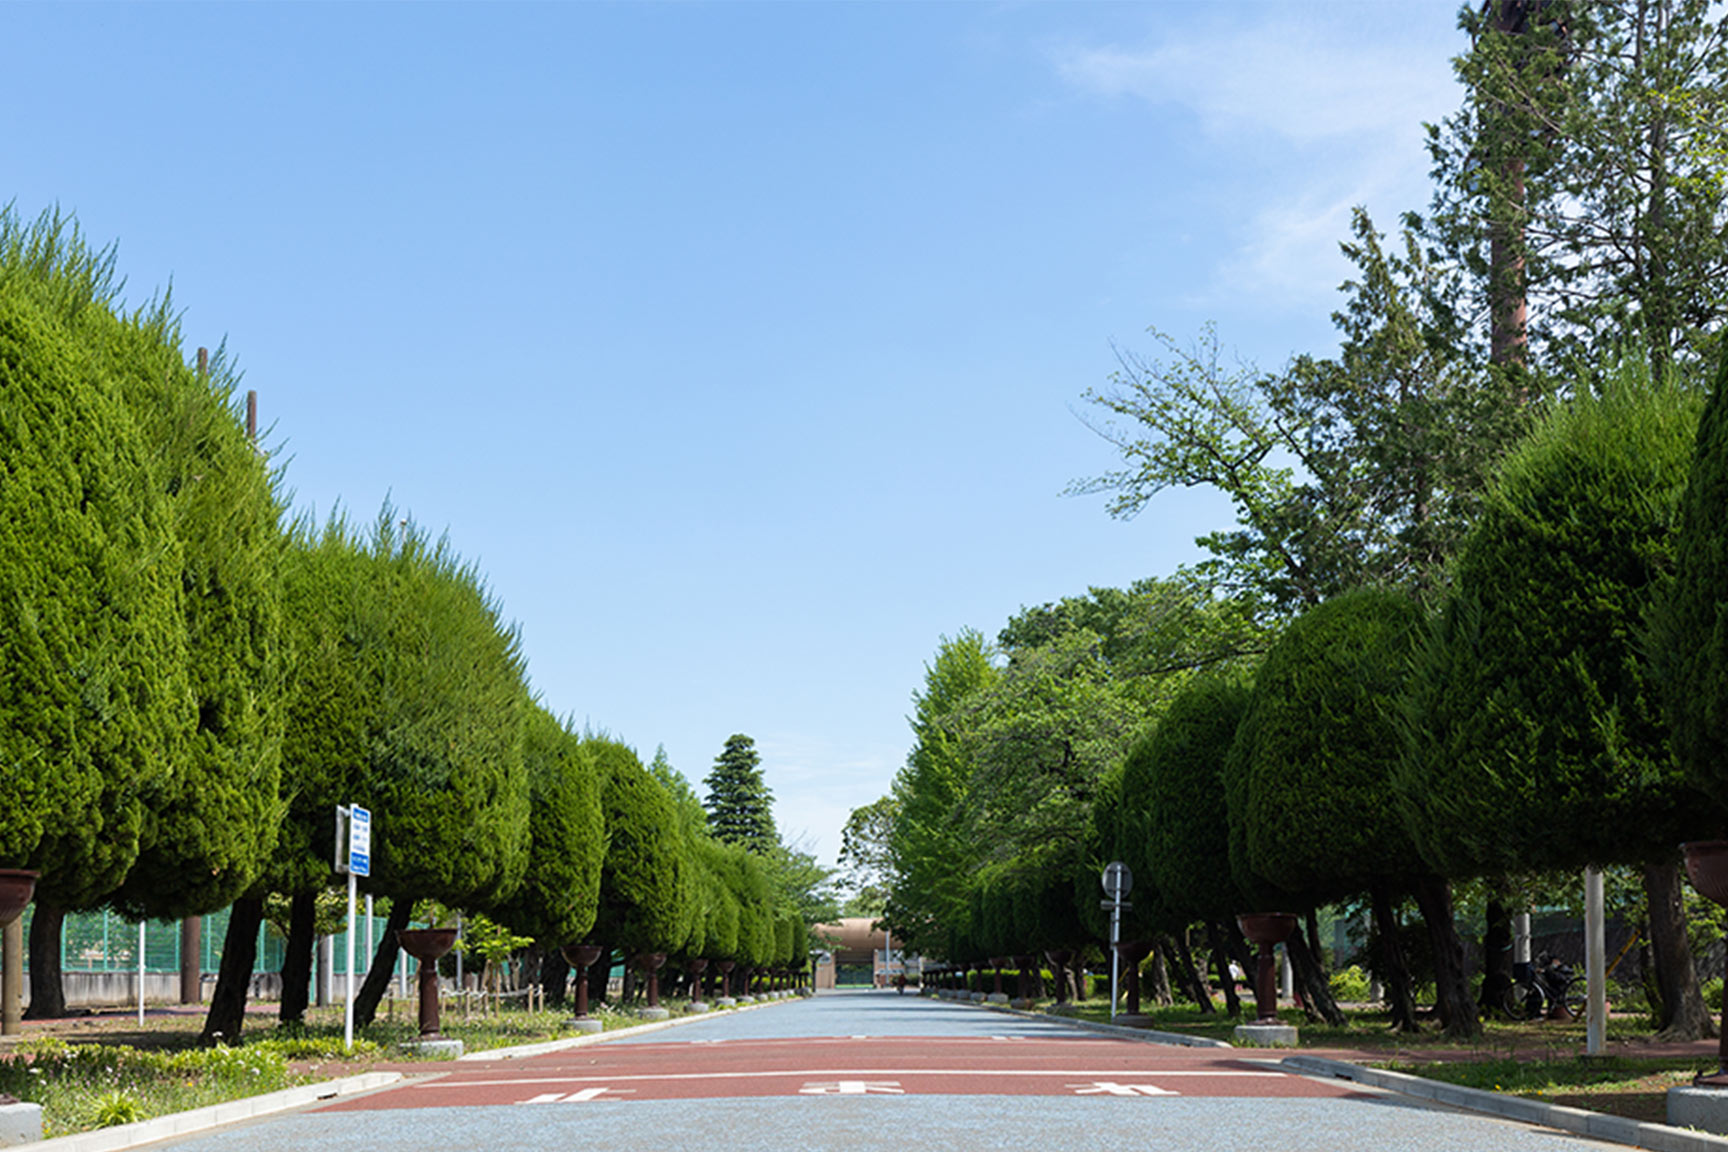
(1563, 977, 1587, 1020)
(1503, 979, 1542, 1020)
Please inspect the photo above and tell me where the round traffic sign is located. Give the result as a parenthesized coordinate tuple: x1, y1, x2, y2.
(1101, 860, 1132, 898)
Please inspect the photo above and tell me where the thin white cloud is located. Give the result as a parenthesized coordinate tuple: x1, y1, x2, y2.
(1053, 9, 1464, 312)
(1053, 16, 1457, 146)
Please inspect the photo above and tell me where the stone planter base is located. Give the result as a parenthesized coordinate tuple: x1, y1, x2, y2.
(0, 1101, 41, 1146)
(717, 997, 737, 1007)
(565, 1018, 604, 1034)
(1670, 1085, 1728, 1134)
(986, 993, 1009, 1004)
(1233, 1022, 1298, 1048)
(635, 1006, 672, 1022)
(398, 1038, 464, 1059)
(688, 1001, 712, 1013)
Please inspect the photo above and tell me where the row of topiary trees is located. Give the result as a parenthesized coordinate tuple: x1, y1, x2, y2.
(888, 352, 1728, 1040)
(0, 206, 814, 1040)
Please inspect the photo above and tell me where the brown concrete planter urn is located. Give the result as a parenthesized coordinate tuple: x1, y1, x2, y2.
(0, 872, 37, 928)
(398, 927, 459, 1038)
(561, 943, 604, 1022)
(1237, 913, 1298, 1024)
(635, 952, 668, 1008)
(1014, 955, 1037, 1002)
(1114, 939, 1154, 1018)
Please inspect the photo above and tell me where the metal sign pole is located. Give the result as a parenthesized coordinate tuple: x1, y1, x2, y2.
(336, 804, 371, 1052)
(1100, 861, 1132, 1024)
(345, 869, 357, 1050)
(1109, 903, 1121, 1022)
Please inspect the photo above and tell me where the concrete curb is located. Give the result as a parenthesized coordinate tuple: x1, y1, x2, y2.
(26, 1072, 401, 1152)
(457, 992, 794, 1061)
(1283, 1054, 1728, 1152)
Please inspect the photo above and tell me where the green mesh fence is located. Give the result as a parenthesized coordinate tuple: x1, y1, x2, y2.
(13, 906, 395, 974)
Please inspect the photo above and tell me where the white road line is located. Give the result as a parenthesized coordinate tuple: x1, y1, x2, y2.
(414, 1068, 1287, 1089)
(798, 1081, 904, 1095)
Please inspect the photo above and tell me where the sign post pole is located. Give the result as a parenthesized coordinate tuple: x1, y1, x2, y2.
(336, 805, 371, 1051)
(1100, 861, 1133, 1024)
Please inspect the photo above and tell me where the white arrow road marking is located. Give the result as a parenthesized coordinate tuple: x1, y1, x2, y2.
(1069, 1082, 1177, 1097)
(799, 1081, 904, 1096)
(518, 1087, 634, 1103)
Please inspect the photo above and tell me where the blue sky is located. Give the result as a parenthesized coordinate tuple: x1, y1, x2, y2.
(5, 1, 1466, 876)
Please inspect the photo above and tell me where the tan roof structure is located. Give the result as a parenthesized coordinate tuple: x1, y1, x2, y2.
(812, 918, 887, 965)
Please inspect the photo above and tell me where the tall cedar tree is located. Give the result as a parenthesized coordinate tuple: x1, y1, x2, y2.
(704, 735, 776, 855)
(1428, 1, 1728, 384)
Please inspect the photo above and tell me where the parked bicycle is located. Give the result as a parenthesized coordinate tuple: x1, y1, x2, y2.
(1502, 953, 1585, 1020)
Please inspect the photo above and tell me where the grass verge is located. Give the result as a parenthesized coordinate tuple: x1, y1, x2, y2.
(1377, 1056, 1708, 1125)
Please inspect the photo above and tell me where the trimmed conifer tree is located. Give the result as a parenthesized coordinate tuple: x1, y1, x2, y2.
(1128, 674, 1251, 927)
(206, 511, 532, 1038)
(487, 705, 604, 948)
(1230, 588, 1473, 1034)
(1656, 345, 1728, 807)
(0, 211, 198, 1018)
(590, 737, 695, 962)
(1410, 358, 1713, 1038)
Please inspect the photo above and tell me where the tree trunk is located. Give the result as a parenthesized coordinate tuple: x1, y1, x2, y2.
(23, 902, 66, 1020)
(1284, 921, 1346, 1026)
(1478, 883, 1514, 1016)
(1146, 939, 1173, 1007)
(588, 946, 611, 1006)
(201, 896, 263, 1045)
(1169, 929, 1215, 1014)
(352, 900, 414, 1029)
(1640, 919, 1663, 1022)
(1645, 858, 1715, 1041)
(1414, 875, 1479, 1039)
(542, 948, 570, 1009)
(1370, 884, 1420, 1033)
(279, 891, 316, 1025)
(1207, 921, 1242, 1018)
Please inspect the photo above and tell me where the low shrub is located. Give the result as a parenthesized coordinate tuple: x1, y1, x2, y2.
(1330, 965, 1372, 1002)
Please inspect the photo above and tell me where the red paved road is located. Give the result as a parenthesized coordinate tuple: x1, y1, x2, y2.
(321, 1035, 1376, 1109)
